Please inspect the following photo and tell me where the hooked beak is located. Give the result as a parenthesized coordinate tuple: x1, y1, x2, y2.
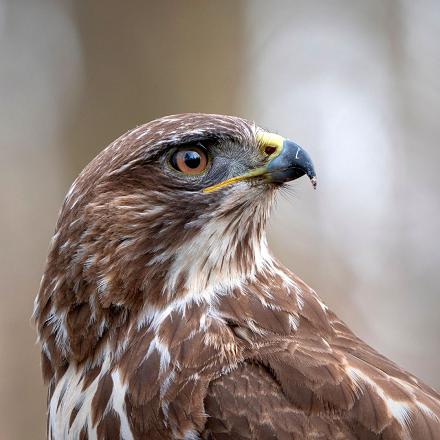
(202, 130, 317, 193)
(265, 139, 317, 189)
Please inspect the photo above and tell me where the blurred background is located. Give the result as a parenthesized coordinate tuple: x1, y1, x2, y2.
(1, 0, 439, 438)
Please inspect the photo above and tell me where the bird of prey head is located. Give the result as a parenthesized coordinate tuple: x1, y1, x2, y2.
(34, 114, 440, 440)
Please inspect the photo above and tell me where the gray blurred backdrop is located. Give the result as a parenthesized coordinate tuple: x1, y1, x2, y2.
(1, 1, 439, 438)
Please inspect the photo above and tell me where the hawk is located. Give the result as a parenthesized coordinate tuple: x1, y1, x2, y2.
(34, 113, 440, 439)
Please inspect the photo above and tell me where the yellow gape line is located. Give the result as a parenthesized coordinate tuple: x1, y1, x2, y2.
(202, 130, 285, 194)
(202, 168, 267, 193)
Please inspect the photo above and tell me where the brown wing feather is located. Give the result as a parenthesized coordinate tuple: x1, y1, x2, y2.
(203, 362, 364, 440)
(208, 270, 440, 440)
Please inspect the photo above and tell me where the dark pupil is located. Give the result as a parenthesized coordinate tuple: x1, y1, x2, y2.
(184, 151, 201, 168)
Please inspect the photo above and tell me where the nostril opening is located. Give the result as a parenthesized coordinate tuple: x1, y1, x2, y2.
(265, 146, 277, 156)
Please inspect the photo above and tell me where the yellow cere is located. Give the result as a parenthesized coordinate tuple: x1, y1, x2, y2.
(255, 131, 284, 158)
(202, 130, 286, 194)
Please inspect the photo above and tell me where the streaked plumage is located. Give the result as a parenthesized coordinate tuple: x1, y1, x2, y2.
(34, 113, 440, 439)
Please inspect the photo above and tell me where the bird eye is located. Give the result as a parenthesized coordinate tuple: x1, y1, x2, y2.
(170, 146, 208, 175)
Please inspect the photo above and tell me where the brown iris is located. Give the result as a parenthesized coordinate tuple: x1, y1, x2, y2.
(170, 146, 208, 175)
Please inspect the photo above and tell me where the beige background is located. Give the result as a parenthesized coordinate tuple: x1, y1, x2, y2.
(1, 1, 439, 438)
